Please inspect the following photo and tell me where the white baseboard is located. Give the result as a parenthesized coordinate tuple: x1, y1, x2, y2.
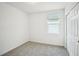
(30, 40, 64, 46)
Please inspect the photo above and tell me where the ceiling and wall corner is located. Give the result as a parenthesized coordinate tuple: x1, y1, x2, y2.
(6, 2, 75, 13)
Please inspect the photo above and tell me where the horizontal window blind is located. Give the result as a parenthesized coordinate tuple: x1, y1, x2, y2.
(48, 9, 64, 33)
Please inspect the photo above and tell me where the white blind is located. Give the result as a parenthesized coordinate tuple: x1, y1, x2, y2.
(48, 9, 64, 33)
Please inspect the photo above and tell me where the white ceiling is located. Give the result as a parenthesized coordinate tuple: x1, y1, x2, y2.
(6, 2, 74, 13)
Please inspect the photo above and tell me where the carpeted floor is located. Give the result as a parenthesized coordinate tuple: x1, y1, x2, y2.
(3, 41, 69, 56)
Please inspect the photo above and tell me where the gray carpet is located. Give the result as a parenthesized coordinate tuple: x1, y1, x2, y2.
(3, 41, 69, 56)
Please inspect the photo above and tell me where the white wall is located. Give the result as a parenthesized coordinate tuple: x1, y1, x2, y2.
(0, 3, 29, 55)
(29, 11, 65, 46)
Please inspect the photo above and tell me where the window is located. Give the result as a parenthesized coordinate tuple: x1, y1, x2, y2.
(48, 18, 60, 33)
(48, 10, 64, 33)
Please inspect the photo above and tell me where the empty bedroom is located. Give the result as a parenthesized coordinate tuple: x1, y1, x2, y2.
(0, 1, 79, 56)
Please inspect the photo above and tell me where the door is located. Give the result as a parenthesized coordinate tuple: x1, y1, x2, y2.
(67, 15, 78, 56)
(70, 15, 78, 56)
(73, 17, 78, 56)
(70, 17, 76, 56)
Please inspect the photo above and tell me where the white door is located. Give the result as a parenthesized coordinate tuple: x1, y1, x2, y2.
(71, 15, 78, 56)
(73, 17, 78, 56)
(67, 15, 75, 56)
(67, 15, 78, 56)
(70, 17, 76, 56)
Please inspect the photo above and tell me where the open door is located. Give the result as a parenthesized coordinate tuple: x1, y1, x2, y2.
(70, 15, 78, 56)
(67, 15, 78, 56)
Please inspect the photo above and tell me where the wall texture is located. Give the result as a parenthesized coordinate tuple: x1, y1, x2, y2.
(29, 11, 65, 46)
(0, 3, 29, 55)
